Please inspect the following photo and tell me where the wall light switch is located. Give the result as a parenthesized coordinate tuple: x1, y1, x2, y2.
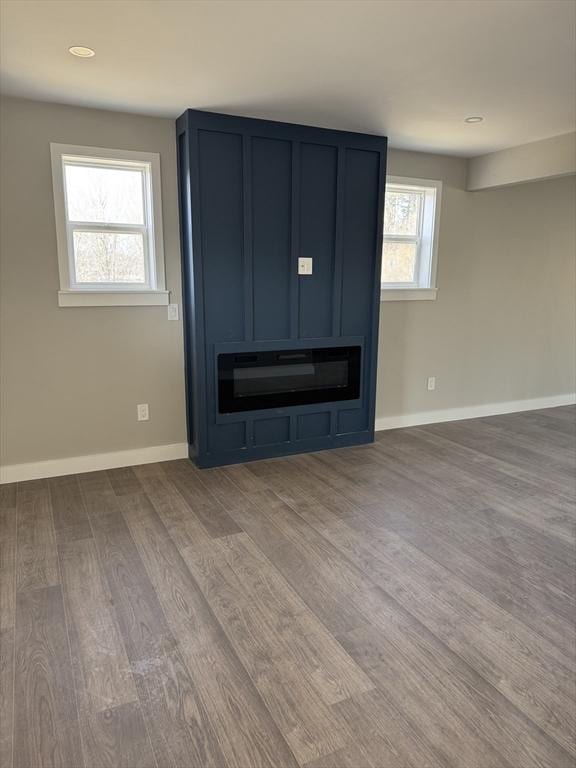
(427, 377, 436, 391)
(167, 303, 179, 321)
(298, 257, 313, 275)
(137, 403, 149, 421)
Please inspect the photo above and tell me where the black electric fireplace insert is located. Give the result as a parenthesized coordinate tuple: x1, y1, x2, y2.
(218, 345, 361, 414)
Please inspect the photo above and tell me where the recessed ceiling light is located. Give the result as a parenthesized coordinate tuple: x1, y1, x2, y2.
(464, 116, 484, 124)
(68, 46, 95, 58)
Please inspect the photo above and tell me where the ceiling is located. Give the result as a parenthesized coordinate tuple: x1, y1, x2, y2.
(1, 0, 575, 157)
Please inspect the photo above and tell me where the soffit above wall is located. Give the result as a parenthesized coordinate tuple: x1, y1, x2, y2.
(468, 132, 576, 190)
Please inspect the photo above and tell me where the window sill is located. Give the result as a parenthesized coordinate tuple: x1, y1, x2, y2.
(380, 288, 437, 302)
(58, 290, 170, 307)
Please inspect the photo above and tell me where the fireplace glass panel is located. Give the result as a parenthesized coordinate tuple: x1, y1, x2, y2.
(218, 346, 361, 413)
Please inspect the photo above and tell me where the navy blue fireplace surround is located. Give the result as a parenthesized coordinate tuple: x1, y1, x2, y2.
(176, 109, 387, 468)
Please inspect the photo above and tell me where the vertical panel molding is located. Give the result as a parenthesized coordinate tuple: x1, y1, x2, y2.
(333, 146, 346, 337)
(243, 134, 254, 341)
(290, 140, 301, 340)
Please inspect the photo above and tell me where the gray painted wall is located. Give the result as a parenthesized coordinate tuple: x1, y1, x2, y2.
(379, 148, 576, 420)
(1, 97, 574, 466)
(0, 98, 185, 465)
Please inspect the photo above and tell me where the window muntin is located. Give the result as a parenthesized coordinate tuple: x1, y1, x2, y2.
(51, 144, 167, 306)
(381, 178, 441, 293)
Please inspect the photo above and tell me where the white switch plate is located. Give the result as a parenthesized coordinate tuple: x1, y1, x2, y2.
(137, 403, 149, 421)
(298, 257, 313, 275)
(167, 303, 179, 321)
(427, 377, 436, 391)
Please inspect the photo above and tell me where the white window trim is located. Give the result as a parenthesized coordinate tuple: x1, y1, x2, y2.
(381, 175, 442, 302)
(50, 143, 168, 307)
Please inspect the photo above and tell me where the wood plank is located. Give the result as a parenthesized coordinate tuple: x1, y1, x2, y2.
(374, 426, 576, 545)
(0, 483, 17, 543)
(421, 419, 574, 494)
(519, 408, 576, 436)
(107, 466, 144, 497)
(329, 688, 453, 768)
(58, 537, 137, 713)
(339, 589, 574, 768)
(69, 647, 156, 768)
(483, 493, 576, 549)
(181, 533, 359, 763)
(222, 462, 274, 493)
(119, 491, 298, 768)
(0, 627, 14, 768)
(310, 444, 575, 606)
(132, 647, 228, 768)
(75, 470, 116, 507)
(0, 480, 17, 768)
(317, 517, 576, 756)
(305, 745, 373, 768)
(281, 479, 575, 673)
(49, 475, 92, 543)
(219, 484, 371, 635)
(78, 702, 156, 768)
(216, 533, 373, 704)
(247, 457, 368, 527)
(183, 536, 346, 763)
(374, 426, 547, 504)
(0, 483, 17, 510)
(425, 416, 575, 483)
(0, 538, 16, 630)
(133, 462, 213, 551)
(13, 586, 84, 768)
(292, 450, 575, 655)
(161, 460, 242, 538)
(235, 475, 575, 767)
(79, 466, 176, 665)
(387, 519, 572, 657)
(8, 407, 576, 768)
(227, 461, 576, 762)
(484, 411, 576, 451)
(16, 480, 59, 592)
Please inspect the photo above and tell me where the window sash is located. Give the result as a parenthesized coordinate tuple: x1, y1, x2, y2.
(382, 186, 426, 287)
(381, 242, 422, 288)
(67, 223, 152, 290)
(61, 158, 156, 291)
(384, 187, 424, 239)
(381, 179, 440, 291)
(382, 235, 424, 289)
(62, 159, 150, 227)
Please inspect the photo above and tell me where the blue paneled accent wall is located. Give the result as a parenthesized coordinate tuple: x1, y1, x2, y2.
(176, 110, 387, 468)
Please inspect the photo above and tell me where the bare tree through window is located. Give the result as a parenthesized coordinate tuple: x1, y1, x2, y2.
(65, 164, 146, 283)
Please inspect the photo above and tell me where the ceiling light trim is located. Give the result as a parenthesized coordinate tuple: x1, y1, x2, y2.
(68, 46, 95, 58)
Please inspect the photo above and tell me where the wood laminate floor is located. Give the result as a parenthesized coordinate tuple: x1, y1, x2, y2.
(1, 406, 575, 768)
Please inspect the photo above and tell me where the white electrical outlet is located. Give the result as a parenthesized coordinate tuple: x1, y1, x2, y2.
(427, 377, 436, 391)
(167, 303, 179, 321)
(137, 403, 149, 421)
(298, 257, 313, 275)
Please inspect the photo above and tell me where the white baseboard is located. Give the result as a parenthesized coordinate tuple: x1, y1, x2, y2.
(0, 442, 189, 484)
(1, 393, 574, 484)
(375, 393, 575, 431)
